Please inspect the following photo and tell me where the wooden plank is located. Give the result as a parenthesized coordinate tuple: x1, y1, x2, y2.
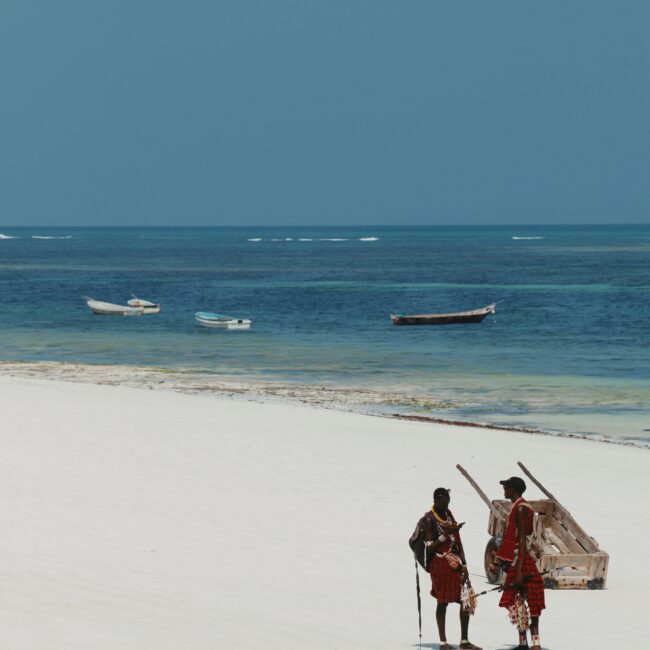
(590, 555, 609, 580)
(540, 552, 609, 588)
(541, 541, 560, 556)
(547, 520, 585, 554)
(456, 464, 502, 519)
(524, 499, 553, 513)
(545, 528, 574, 554)
(487, 512, 506, 537)
(517, 461, 556, 500)
(553, 506, 599, 553)
(553, 578, 590, 589)
(543, 553, 594, 567)
(488, 499, 512, 518)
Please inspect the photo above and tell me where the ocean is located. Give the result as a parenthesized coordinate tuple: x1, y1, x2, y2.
(1, 224, 649, 443)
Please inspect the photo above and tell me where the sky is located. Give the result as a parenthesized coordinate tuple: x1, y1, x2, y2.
(1, 1, 648, 227)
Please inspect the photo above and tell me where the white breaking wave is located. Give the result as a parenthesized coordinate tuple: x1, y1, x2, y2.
(512, 236, 545, 240)
(0, 233, 18, 239)
(359, 237, 379, 241)
(32, 235, 73, 240)
(252, 237, 354, 242)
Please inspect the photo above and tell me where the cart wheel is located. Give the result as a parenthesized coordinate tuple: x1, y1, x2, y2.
(484, 537, 504, 584)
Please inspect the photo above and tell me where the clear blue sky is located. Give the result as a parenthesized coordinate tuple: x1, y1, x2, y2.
(1, 1, 648, 226)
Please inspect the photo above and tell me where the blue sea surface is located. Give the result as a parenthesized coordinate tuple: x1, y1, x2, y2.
(1, 225, 649, 442)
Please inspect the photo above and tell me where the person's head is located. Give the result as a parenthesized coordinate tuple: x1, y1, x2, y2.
(433, 487, 451, 510)
(499, 476, 526, 500)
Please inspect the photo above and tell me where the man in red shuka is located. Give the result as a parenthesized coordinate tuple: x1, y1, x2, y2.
(423, 487, 481, 650)
(496, 476, 545, 649)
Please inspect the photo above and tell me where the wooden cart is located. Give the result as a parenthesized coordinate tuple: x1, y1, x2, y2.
(457, 461, 609, 590)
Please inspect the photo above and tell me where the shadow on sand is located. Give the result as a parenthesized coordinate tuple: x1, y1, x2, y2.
(412, 643, 551, 650)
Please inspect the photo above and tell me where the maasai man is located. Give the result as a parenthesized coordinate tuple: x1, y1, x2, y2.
(423, 487, 481, 650)
(496, 476, 545, 649)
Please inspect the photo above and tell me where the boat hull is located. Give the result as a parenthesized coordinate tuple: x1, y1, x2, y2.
(128, 299, 161, 314)
(195, 312, 252, 330)
(86, 299, 144, 316)
(391, 304, 495, 326)
(90, 307, 143, 316)
(196, 317, 251, 330)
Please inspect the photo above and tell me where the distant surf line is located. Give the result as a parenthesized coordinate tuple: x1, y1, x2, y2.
(0, 233, 73, 240)
(246, 237, 379, 242)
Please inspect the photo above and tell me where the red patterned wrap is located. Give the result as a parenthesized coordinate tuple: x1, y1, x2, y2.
(429, 509, 463, 604)
(497, 497, 545, 617)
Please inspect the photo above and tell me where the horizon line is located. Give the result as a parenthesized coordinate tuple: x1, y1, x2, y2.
(2, 222, 649, 229)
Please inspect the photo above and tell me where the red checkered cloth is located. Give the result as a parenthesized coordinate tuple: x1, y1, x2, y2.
(429, 554, 462, 604)
(499, 552, 546, 617)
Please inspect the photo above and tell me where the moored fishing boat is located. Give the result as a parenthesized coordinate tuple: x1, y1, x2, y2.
(391, 303, 495, 326)
(128, 295, 161, 314)
(195, 311, 252, 330)
(85, 297, 144, 316)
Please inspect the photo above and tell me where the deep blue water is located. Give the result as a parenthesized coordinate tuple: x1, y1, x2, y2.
(1, 225, 649, 441)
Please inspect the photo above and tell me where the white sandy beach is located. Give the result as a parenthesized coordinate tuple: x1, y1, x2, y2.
(1, 375, 648, 650)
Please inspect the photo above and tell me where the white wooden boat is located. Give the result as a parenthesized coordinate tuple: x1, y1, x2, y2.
(128, 295, 161, 314)
(195, 311, 252, 330)
(85, 297, 144, 316)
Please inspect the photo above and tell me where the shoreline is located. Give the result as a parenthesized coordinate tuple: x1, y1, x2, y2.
(2, 359, 647, 449)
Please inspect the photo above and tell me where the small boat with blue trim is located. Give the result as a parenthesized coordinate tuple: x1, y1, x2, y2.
(195, 312, 252, 330)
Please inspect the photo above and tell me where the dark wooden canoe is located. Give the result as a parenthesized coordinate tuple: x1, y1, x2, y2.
(390, 303, 496, 326)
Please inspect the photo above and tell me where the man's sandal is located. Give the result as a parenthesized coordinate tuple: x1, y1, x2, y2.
(459, 643, 482, 650)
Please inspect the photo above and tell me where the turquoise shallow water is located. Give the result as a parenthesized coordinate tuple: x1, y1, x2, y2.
(1, 225, 648, 442)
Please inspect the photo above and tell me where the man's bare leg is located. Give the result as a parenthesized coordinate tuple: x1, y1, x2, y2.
(458, 608, 482, 649)
(529, 616, 540, 648)
(512, 627, 528, 649)
(436, 603, 452, 649)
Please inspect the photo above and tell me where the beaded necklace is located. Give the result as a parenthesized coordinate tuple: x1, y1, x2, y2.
(431, 506, 457, 550)
(431, 506, 451, 526)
